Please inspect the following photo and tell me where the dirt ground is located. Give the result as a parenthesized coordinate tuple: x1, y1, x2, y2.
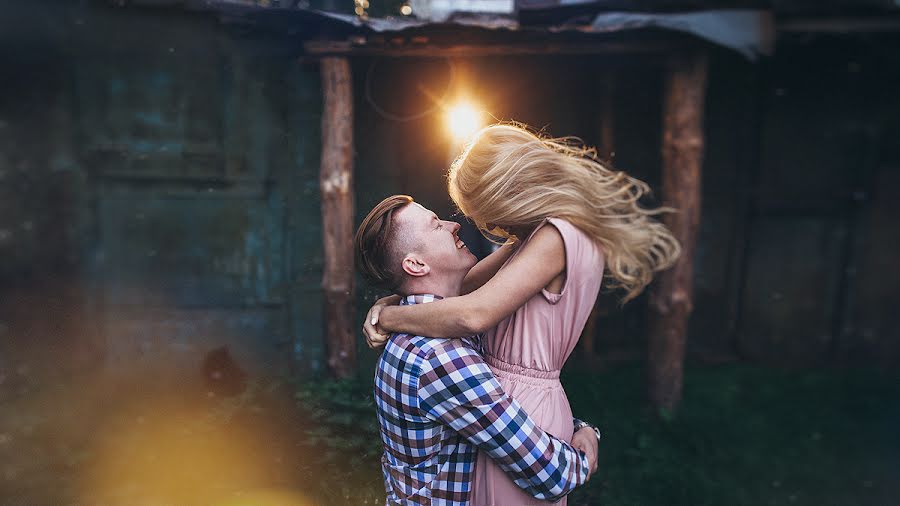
(0, 356, 345, 506)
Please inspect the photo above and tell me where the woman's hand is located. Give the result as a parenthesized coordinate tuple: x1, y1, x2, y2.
(363, 294, 401, 349)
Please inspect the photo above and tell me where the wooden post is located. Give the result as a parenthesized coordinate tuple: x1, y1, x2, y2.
(581, 73, 616, 358)
(647, 51, 708, 413)
(598, 74, 616, 162)
(320, 57, 357, 379)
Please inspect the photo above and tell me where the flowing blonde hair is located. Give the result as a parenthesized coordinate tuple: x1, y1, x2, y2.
(448, 123, 681, 303)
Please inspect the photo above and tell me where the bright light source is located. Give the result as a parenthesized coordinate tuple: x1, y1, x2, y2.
(446, 102, 482, 142)
(400, 4, 412, 15)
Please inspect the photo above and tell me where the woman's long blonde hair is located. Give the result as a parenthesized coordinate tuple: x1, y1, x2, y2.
(448, 123, 681, 303)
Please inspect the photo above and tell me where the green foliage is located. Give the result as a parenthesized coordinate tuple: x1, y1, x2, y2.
(561, 363, 900, 506)
(292, 365, 900, 506)
(293, 378, 385, 505)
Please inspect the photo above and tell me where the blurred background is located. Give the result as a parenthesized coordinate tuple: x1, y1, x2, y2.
(0, 0, 898, 504)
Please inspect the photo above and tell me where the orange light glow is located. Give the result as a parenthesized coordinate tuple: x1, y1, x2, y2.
(446, 101, 482, 142)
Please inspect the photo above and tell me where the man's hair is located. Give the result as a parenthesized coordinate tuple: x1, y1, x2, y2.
(354, 195, 414, 291)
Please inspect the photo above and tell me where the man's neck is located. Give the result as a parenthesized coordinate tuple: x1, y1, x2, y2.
(403, 275, 463, 299)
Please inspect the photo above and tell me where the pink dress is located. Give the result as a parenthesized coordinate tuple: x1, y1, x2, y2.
(471, 218, 605, 506)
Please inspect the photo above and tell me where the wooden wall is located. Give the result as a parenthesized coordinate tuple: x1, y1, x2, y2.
(0, 2, 326, 379)
(1, 2, 897, 380)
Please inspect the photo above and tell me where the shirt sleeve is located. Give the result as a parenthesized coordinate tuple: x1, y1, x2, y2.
(417, 339, 590, 501)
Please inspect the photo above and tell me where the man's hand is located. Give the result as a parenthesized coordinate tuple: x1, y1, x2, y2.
(572, 426, 599, 476)
(363, 294, 401, 349)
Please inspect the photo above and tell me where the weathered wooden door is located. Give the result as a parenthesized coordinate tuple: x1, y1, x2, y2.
(72, 20, 324, 378)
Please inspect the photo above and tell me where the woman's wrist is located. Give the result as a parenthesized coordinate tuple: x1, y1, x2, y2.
(381, 303, 408, 334)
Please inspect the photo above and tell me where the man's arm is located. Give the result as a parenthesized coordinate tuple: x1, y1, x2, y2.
(417, 339, 592, 501)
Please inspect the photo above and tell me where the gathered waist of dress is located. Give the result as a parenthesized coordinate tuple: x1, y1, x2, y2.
(484, 355, 561, 388)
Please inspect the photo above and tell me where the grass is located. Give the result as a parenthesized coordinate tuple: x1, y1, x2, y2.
(561, 362, 900, 506)
(285, 361, 900, 505)
(0, 362, 896, 505)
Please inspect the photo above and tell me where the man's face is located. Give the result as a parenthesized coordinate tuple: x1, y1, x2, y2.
(394, 202, 477, 276)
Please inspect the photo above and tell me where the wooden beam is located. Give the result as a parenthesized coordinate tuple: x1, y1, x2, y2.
(647, 51, 708, 413)
(320, 56, 357, 379)
(304, 39, 683, 58)
(778, 16, 900, 33)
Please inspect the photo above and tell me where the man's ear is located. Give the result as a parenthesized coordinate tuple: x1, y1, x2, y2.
(401, 254, 430, 277)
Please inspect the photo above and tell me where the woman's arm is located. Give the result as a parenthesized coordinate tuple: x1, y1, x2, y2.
(374, 225, 565, 338)
(460, 240, 519, 295)
(361, 242, 515, 348)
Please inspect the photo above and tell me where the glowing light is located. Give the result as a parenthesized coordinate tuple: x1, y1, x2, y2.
(354, 0, 368, 18)
(446, 102, 482, 142)
(400, 4, 412, 15)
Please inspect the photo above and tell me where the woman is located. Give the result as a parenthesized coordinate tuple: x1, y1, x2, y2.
(365, 123, 680, 505)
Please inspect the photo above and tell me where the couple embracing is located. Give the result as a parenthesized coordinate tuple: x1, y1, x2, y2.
(354, 124, 680, 505)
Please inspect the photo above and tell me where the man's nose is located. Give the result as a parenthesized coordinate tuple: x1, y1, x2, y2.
(447, 221, 461, 234)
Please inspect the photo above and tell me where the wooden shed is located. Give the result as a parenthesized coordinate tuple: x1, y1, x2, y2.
(1, 0, 898, 411)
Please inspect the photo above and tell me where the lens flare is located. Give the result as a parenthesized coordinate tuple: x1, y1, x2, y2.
(446, 102, 482, 142)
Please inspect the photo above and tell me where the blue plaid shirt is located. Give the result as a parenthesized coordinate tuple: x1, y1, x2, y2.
(374, 294, 590, 505)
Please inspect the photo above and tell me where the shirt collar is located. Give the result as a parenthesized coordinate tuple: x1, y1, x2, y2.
(401, 294, 444, 306)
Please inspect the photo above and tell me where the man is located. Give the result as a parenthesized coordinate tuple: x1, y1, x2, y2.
(354, 195, 600, 505)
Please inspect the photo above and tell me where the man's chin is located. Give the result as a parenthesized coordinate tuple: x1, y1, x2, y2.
(462, 250, 478, 269)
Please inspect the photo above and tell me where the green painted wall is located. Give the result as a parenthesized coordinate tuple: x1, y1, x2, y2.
(0, 2, 327, 378)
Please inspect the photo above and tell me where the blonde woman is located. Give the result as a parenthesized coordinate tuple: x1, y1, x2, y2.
(364, 123, 680, 505)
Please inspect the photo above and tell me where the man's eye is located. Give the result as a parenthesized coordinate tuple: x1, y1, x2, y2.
(436, 223, 443, 230)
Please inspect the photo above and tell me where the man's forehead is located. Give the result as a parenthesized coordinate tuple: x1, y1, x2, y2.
(398, 202, 435, 220)
(394, 203, 440, 239)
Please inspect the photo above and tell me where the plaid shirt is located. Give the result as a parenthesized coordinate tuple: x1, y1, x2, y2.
(374, 294, 590, 505)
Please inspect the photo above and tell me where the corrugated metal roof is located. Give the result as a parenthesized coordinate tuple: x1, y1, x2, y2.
(134, 1, 775, 58)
